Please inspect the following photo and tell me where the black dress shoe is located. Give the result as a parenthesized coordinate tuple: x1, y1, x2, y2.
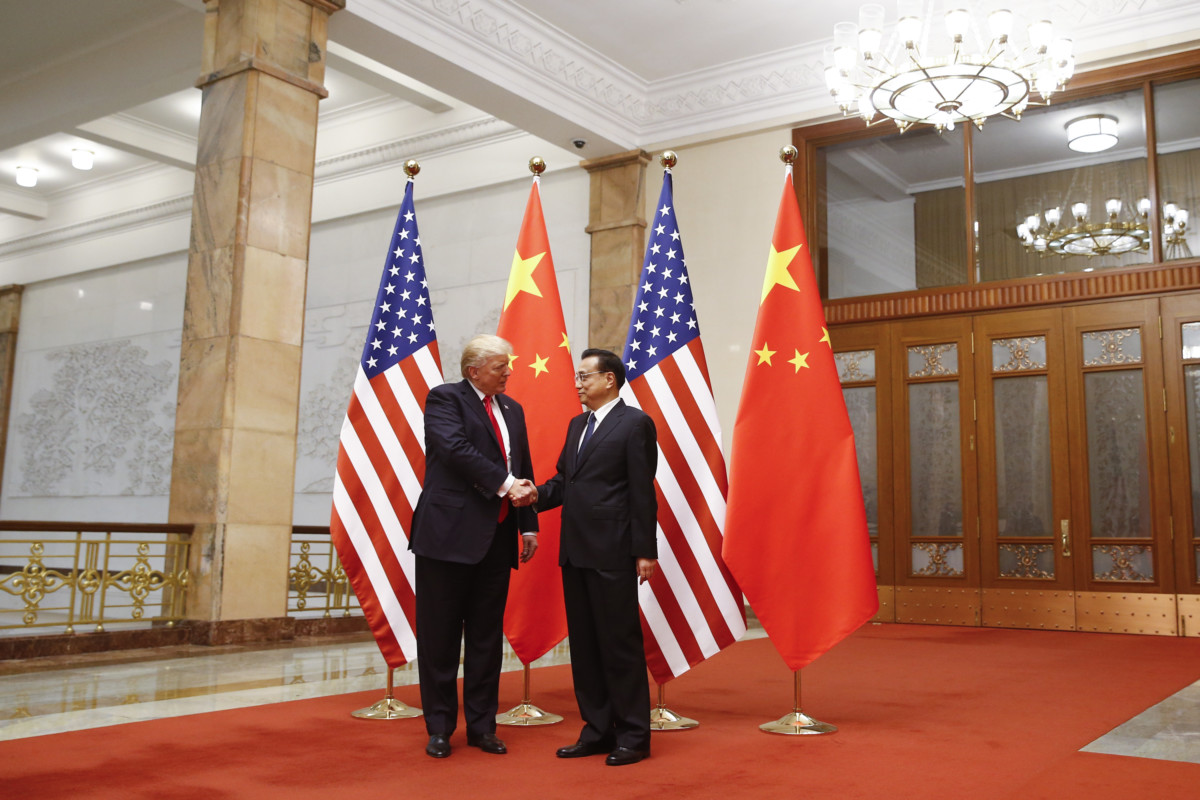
(605, 746, 649, 766)
(556, 740, 611, 758)
(466, 732, 507, 754)
(425, 734, 451, 758)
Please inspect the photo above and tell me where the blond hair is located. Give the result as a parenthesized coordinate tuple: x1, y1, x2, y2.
(460, 334, 513, 378)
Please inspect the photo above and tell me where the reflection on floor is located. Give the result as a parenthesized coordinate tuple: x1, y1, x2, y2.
(0, 624, 1196, 766)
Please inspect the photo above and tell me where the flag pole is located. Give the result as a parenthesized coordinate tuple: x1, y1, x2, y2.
(496, 661, 564, 725)
(352, 664, 423, 720)
(759, 669, 836, 735)
(649, 682, 698, 731)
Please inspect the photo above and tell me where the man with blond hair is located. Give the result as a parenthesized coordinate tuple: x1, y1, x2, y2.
(410, 333, 539, 759)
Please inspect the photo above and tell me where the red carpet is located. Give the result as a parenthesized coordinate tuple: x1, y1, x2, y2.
(1, 624, 1197, 799)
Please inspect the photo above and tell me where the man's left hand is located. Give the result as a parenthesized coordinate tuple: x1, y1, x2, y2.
(520, 534, 538, 562)
(636, 558, 656, 584)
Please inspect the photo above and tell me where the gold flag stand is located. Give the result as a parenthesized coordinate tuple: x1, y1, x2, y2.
(496, 663, 563, 725)
(759, 670, 836, 735)
(352, 665, 423, 720)
(650, 683, 698, 731)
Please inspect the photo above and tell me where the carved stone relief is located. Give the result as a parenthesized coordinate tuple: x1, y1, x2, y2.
(11, 337, 177, 497)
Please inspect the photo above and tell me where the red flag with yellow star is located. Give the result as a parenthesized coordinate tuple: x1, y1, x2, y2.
(496, 176, 574, 664)
(722, 165, 878, 672)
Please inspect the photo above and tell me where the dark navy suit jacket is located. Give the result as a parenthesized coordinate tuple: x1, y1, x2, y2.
(538, 399, 657, 570)
(409, 379, 538, 567)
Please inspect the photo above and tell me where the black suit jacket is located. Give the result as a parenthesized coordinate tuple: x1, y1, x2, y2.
(409, 379, 537, 567)
(538, 400, 657, 570)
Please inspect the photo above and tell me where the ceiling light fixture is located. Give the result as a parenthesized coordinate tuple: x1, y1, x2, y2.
(1065, 114, 1119, 153)
(71, 148, 94, 170)
(826, 1, 1075, 133)
(15, 166, 38, 188)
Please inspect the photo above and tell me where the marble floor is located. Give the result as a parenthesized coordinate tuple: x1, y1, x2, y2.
(0, 627, 1197, 766)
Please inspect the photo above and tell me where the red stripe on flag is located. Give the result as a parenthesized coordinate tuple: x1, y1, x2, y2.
(632, 377, 740, 650)
(342, 393, 418, 609)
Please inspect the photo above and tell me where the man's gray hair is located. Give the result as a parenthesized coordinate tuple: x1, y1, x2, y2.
(460, 334, 513, 378)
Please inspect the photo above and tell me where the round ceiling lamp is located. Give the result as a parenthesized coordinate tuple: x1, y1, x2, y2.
(71, 148, 95, 170)
(15, 166, 38, 188)
(1066, 114, 1118, 153)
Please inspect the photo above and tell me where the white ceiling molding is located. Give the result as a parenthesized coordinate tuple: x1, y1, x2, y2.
(72, 114, 197, 171)
(315, 115, 522, 181)
(0, 186, 49, 221)
(0, 196, 192, 261)
(346, 0, 1200, 150)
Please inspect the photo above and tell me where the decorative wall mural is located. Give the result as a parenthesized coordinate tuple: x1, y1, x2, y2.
(12, 338, 176, 497)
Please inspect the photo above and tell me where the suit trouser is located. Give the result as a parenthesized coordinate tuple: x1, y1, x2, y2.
(561, 562, 652, 751)
(414, 524, 512, 738)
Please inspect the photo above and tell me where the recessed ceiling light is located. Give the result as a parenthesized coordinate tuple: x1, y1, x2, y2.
(71, 148, 94, 170)
(15, 166, 38, 187)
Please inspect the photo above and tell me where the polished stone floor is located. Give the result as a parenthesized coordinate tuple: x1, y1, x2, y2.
(0, 626, 1196, 766)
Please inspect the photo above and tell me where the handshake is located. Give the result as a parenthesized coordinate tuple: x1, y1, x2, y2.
(507, 478, 538, 508)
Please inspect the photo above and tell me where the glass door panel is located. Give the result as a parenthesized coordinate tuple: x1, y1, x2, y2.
(1158, 296, 1200, 636)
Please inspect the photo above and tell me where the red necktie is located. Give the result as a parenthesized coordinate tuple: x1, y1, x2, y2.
(483, 395, 509, 522)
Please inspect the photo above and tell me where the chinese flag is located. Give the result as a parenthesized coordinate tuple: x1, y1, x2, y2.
(722, 166, 878, 672)
(497, 176, 575, 664)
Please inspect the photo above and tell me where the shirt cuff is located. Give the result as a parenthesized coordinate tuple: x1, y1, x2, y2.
(497, 474, 515, 497)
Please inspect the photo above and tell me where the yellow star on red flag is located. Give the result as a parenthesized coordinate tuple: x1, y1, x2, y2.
(754, 343, 776, 366)
(504, 250, 545, 310)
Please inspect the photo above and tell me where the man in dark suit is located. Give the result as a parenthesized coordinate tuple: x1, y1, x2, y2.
(536, 348, 658, 767)
(409, 334, 539, 759)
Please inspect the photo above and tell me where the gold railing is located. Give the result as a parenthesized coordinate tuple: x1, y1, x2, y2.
(288, 526, 361, 619)
(0, 522, 192, 634)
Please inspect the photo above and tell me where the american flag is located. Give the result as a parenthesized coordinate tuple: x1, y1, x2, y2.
(620, 169, 746, 683)
(330, 178, 443, 669)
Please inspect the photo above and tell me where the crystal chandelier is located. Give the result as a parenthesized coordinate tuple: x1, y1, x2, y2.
(825, 1, 1075, 132)
(1015, 198, 1191, 258)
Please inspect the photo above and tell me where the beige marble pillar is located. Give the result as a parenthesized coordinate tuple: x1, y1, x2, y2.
(581, 150, 651, 351)
(169, 0, 343, 644)
(0, 285, 23, 496)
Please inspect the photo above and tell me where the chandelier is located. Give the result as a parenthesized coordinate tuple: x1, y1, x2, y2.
(1015, 198, 1191, 258)
(825, 1, 1075, 132)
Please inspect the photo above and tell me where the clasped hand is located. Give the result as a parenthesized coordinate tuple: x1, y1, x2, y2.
(507, 479, 538, 508)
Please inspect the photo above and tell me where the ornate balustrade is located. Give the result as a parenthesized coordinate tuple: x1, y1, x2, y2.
(0, 522, 192, 635)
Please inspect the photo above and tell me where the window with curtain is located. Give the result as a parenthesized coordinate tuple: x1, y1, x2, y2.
(973, 89, 1150, 282)
(1155, 77, 1200, 262)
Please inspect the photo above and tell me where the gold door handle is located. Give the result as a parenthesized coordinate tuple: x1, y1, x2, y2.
(1060, 519, 1072, 558)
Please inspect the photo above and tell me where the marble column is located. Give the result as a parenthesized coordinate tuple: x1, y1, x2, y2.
(0, 285, 23, 495)
(581, 150, 651, 351)
(169, 0, 343, 644)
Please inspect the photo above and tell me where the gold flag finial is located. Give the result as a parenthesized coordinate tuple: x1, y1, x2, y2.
(779, 145, 798, 165)
(660, 150, 678, 169)
(529, 156, 547, 175)
(404, 159, 421, 178)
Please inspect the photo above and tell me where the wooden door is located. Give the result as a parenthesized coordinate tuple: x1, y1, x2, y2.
(974, 308, 1076, 629)
(891, 316, 980, 625)
(1063, 299, 1176, 634)
(831, 322, 895, 621)
(1159, 295, 1200, 636)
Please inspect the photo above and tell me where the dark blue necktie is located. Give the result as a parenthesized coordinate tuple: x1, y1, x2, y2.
(578, 412, 596, 452)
